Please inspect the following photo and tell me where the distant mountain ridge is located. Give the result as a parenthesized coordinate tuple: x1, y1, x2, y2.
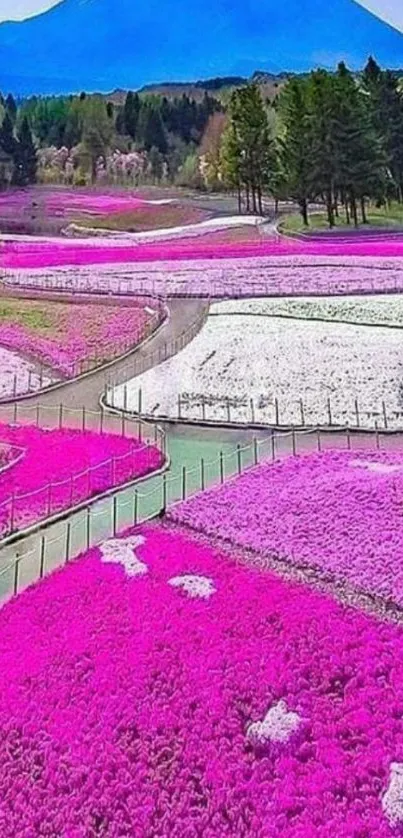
(0, 0, 403, 95)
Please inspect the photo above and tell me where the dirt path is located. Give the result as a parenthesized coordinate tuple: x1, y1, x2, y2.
(9, 297, 208, 413)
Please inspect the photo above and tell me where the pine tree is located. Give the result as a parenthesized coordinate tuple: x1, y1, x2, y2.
(279, 77, 314, 225)
(0, 112, 16, 157)
(123, 91, 140, 140)
(5, 93, 17, 123)
(13, 117, 37, 186)
(221, 84, 275, 213)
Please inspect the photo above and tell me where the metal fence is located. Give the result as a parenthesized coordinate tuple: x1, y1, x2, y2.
(0, 401, 165, 540)
(104, 307, 208, 391)
(3, 263, 403, 300)
(0, 304, 163, 403)
(104, 386, 403, 433)
(0, 423, 396, 607)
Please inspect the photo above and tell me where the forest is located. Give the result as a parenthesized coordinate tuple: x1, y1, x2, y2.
(1, 57, 403, 226)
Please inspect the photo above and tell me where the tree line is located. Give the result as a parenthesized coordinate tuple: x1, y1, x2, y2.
(0, 89, 221, 185)
(1, 56, 403, 216)
(219, 57, 403, 225)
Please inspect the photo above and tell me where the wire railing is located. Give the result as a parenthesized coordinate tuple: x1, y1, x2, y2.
(0, 421, 396, 607)
(105, 385, 403, 432)
(0, 401, 165, 540)
(0, 305, 164, 403)
(3, 263, 403, 300)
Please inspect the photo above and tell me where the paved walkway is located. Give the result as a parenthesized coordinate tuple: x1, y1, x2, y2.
(12, 297, 208, 412)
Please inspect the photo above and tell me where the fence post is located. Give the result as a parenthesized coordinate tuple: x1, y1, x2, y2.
(82, 407, 86, 432)
(10, 493, 15, 533)
(201, 395, 206, 422)
(13, 558, 20, 597)
(327, 398, 332, 426)
(316, 428, 321, 452)
(355, 398, 360, 428)
(226, 399, 231, 424)
(271, 431, 276, 461)
(28, 370, 32, 393)
(65, 521, 71, 563)
(13, 401, 17, 425)
(112, 495, 118, 536)
(346, 424, 351, 450)
(182, 466, 187, 500)
(253, 437, 258, 466)
(162, 474, 167, 510)
(219, 451, 224, 484)
(382, 401, 388, 430)
(274, 398, 279, 427)
(250, 398, 255, 424)
(375, 419, 380, 450)
(39, 536, 46, 578)
(134, 489, 138, 525)
(237, 444, 242, 475)
(200, 458, 205, 491)
(86, 507, 91, 550)
(36, 403, 40, 427)
(292, 427, 296, 456)
(59, 403, 63, 430)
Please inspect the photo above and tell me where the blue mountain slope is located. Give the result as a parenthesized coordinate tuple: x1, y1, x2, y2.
(0, 0, 402, 95)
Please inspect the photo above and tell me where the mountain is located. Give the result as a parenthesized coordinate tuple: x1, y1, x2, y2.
(0, 0, 403, 95)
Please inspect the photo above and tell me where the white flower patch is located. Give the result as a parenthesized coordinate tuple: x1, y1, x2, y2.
(168, 574, 216, 599)
(246, 700, 301, 747)
(99, 535, 148, 577)
(349, 459, 402, 474)
(111, 311, 403, 429)
(212, 294, 403, 328)
(0, 346, 53, 398)
(382, 763, 403, 826)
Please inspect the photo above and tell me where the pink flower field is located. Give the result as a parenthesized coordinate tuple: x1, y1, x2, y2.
(0, 423, 163, 535)
(7, 231, 403, 269)
(0, 187, 175, 218)
(1, 521, 403, 835)
(169, 449, 403, 608)
(6, 255, 403, 299)
(0, 295, 161, 378)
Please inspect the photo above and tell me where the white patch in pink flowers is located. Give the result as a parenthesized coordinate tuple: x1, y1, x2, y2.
(99, 535, 148, 577)
(382, 763, 403, 826)
(246, 700, 301, 746)
(349, 460, 402, 474)
(168, 574, 216, 599)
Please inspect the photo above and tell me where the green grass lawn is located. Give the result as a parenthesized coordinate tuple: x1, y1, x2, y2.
(279, 203, 403, 235)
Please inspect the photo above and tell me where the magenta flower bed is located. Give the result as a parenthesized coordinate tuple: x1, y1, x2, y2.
(0, 187, 165, 218)
(6, 232, 403, 269)
(0, 297, 160, 377)
(0, 522, 403, 834)
(169, 449, 403, 608)
(0, 423, 163, 534)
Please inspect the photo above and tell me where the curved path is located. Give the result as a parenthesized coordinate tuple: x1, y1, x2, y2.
(10, 297, 208, 413)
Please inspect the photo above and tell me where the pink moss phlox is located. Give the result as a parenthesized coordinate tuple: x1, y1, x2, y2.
(0, 522, 401, 834)
(169, 448, 403, 607)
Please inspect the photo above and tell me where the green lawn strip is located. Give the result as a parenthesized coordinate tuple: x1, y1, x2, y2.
(279, 204, 403, 235)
